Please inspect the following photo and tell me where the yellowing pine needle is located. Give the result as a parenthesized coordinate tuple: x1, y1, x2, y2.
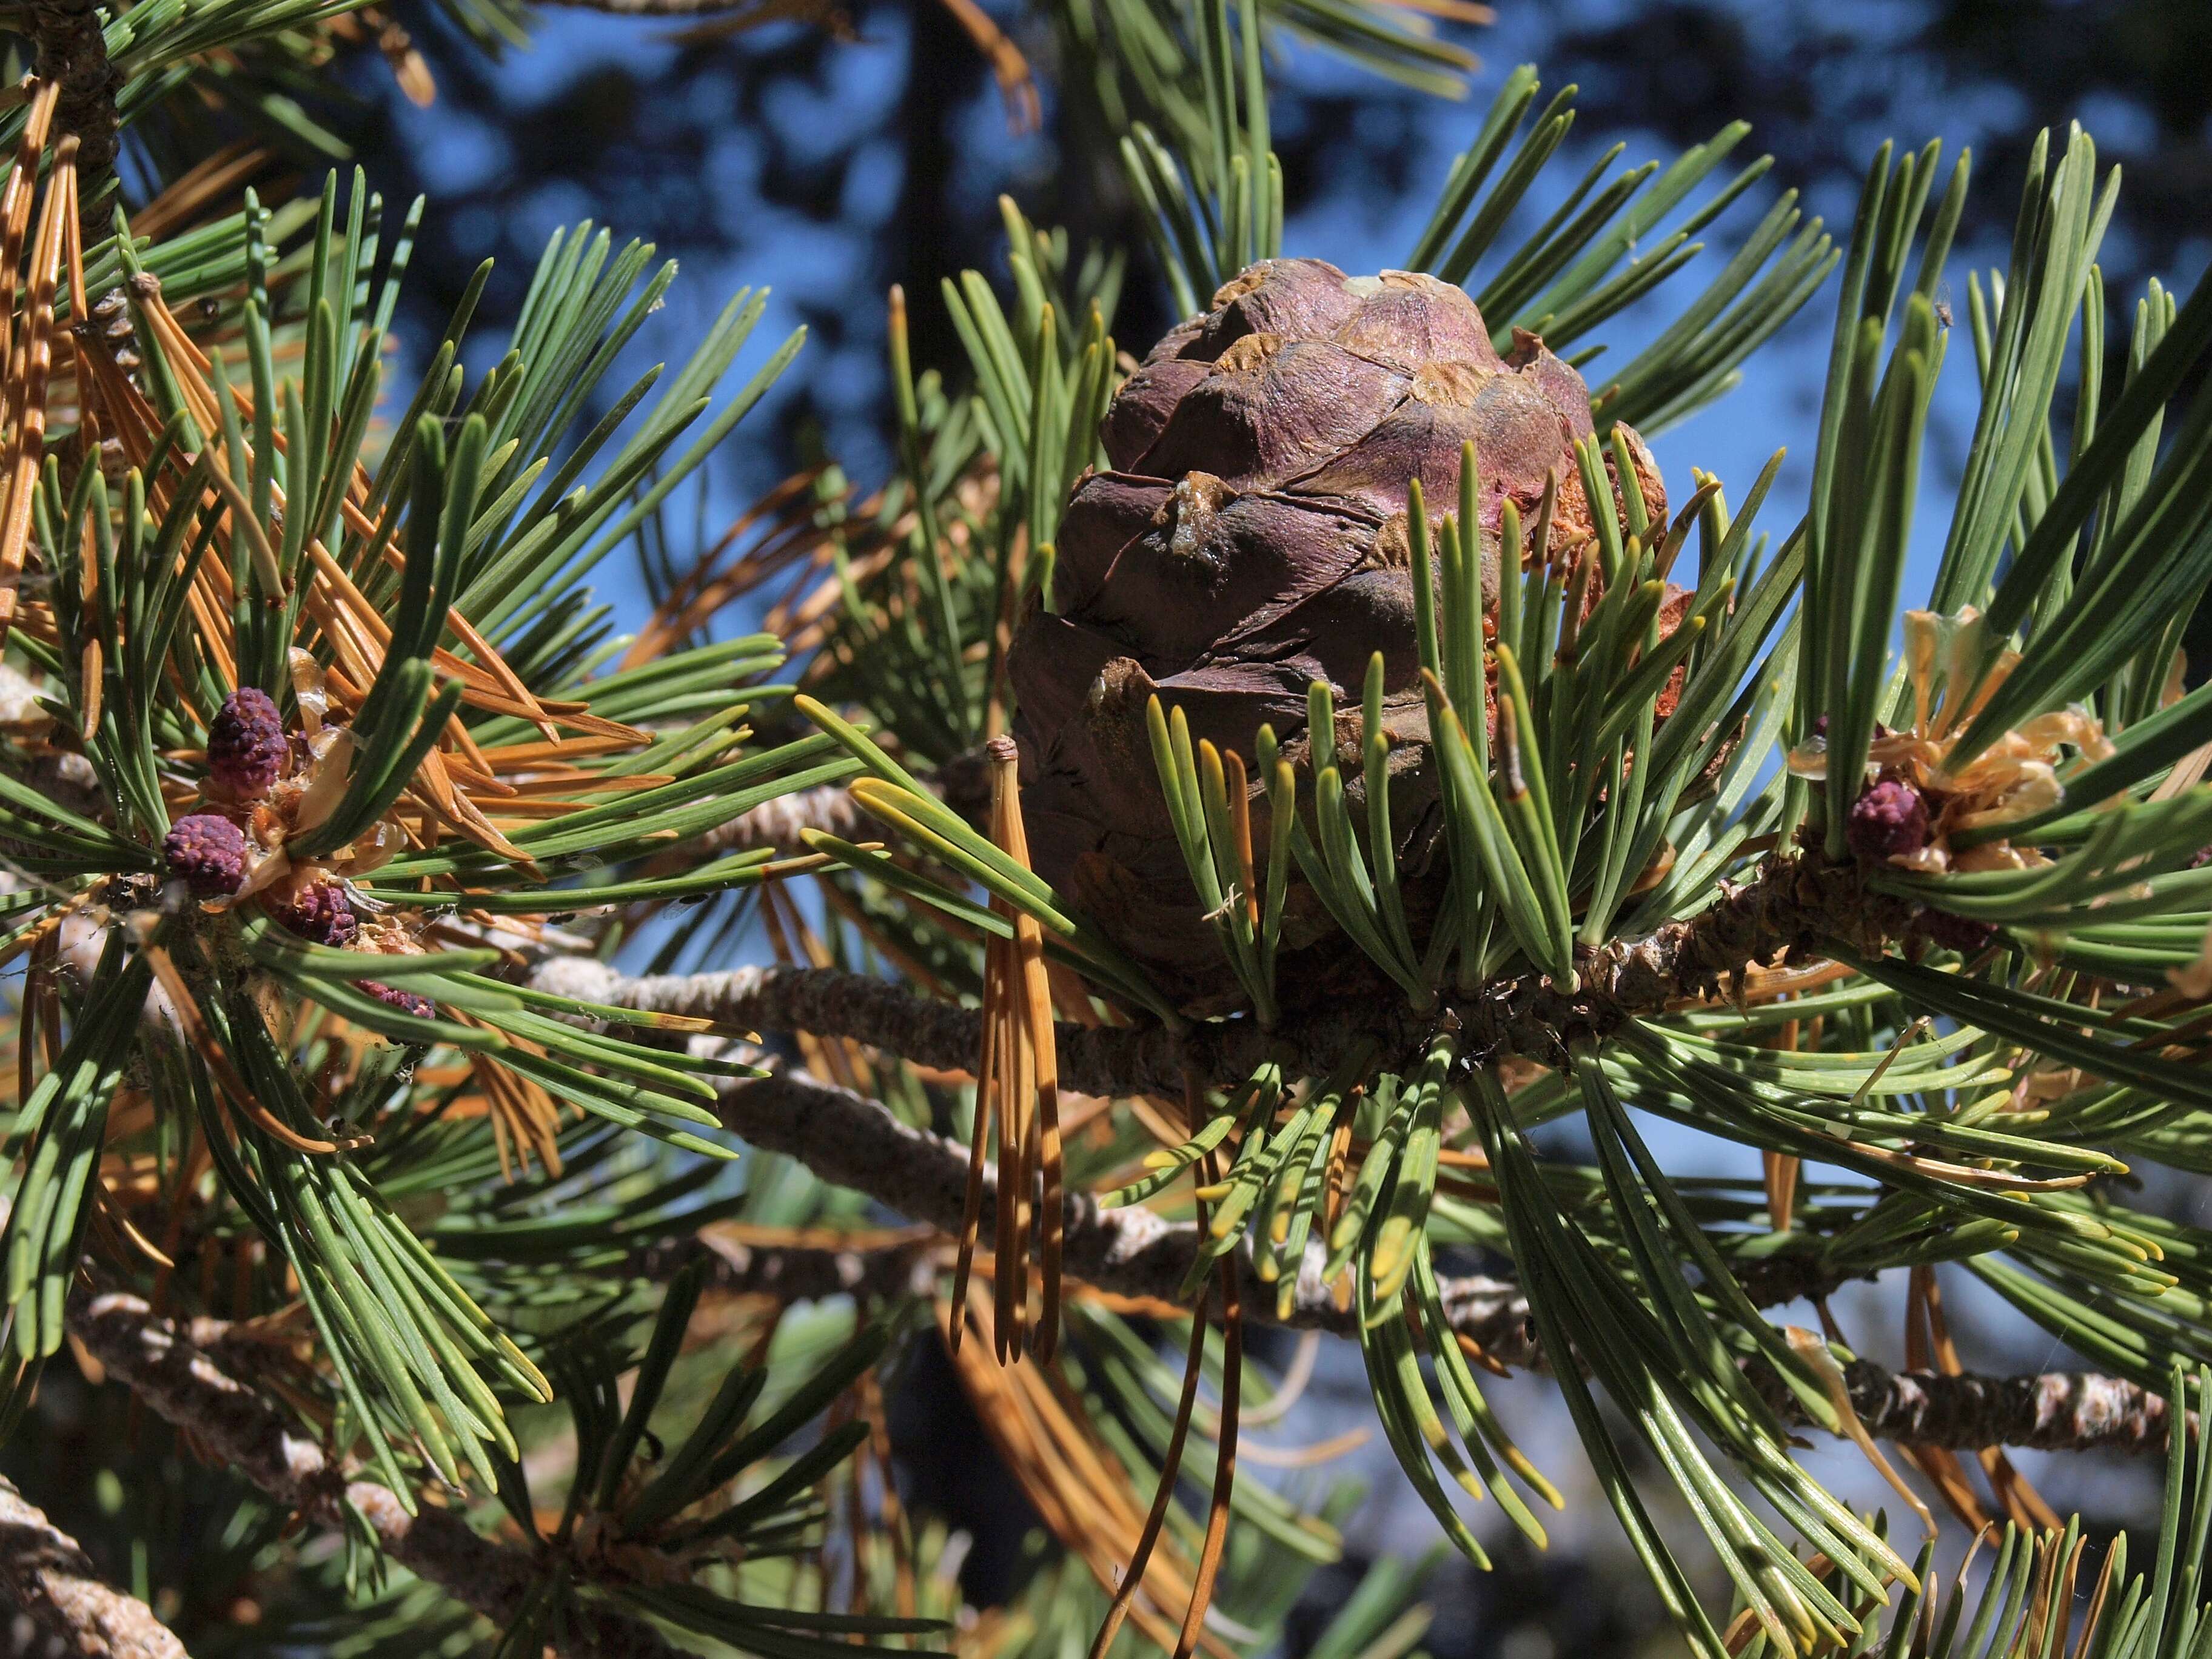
(990, 922, 1029, 1359)
(946, 990, 995, 1359)
(995, 737, 1064, 1359)
(1786, 1323, 1934, 1549)
(1763, 1007, 1802, 1232)
(1906, 1263, 2059, 1537)
(0, 82, 59, 380)
(942, 1285, 1235, 1659)
(1222, 748, 1259, 934)
(129, 141, 275, 241)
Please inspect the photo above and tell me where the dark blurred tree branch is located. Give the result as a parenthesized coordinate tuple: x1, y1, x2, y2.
(675, 1067, 2184, 1453)
(65, 1292, 689, 1659)
(0, 1475, 187, 1659)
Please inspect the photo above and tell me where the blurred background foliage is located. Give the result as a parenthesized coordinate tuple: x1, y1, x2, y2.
(313, 0, 2212, 511)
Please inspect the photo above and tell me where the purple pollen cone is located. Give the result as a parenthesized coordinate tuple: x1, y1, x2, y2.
(163, 814, 247, 899)
(1923, 911, 1998, 954)
(208, 687, 289, 799)
(1846, 779, 1929, 862)
(360, 980, 435, 1021)
(272, 882, 359, 947)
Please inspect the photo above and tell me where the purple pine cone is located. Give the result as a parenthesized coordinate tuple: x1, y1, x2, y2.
(272, 882, 358, 947)
(359, 980, 435, 1021)
(164, 813, 247, 899)
(1923, 910, 1998, 954)
(208, 688, 289, 799)
(1846, 779, 1930, 862)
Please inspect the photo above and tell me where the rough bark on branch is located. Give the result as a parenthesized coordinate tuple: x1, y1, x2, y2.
(1830, 1362, 2178, 1453)
(707, 1070, 2174, 1453)
(64, 1292, 688, 1659)
(546, 851, 1910, 1098)
(693, 777, 876, 856)
(622, 1228, 939, 1302)
(24, 0, 121, 194)
(0, 1476, 186, 1658)
(708, 1070, 1543, 1355)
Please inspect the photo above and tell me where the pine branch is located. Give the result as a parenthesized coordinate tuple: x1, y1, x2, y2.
(535, 954, 1016, 1073)
(21, 2, 119, 197)
(621, 1228, 940, 1301)
(0, 1475, 187, 1659)
(64, 1292, 691, 1659)
(549, 848, 1907, 1097)
(1821, 1364, 2182, 1455)
(694, 777, 879, 856)
(707, 1069, 2173, 1453)
(710, 1068, 1539, 1356)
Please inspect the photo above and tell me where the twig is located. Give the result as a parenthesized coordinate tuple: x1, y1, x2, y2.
(535, 954, 1010, 1068)
(0, 1475, 186, 1658)
(707, 1069, 2176, 1453)
(1825, 1362, 2181, 1455)
(692, 777, 879, 856)
(541, 850, 1910, 1099)
(64, 1291, 691, 1659)
(622, 1228, 939, 1302)
(22, 2, 120, 212)
(712, 1069, 1538, 1355)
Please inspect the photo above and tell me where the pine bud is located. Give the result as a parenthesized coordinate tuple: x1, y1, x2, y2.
(163, 813, 247, 898)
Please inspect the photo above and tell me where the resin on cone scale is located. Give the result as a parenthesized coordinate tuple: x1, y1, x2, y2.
(1009, 258, 1683, 1011)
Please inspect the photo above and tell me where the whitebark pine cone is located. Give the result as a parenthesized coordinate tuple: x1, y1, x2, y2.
(1010, 258, 1687, 1012)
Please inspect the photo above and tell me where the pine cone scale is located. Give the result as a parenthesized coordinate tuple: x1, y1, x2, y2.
(1060, 475, 1378, 666)
(1128, 337, 1413, 489)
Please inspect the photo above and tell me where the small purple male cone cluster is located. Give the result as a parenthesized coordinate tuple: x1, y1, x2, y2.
(273, 882, 360, 947)
(360, 980, 436, 1021)
(1840, 778, 1997, 954)
(163, 814, 247, 899)
(208, 688, 289, 799)
(1846, 779, 1930, 862)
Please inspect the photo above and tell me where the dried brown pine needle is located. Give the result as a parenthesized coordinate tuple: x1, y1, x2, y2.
(950, 737, 1066, 1364)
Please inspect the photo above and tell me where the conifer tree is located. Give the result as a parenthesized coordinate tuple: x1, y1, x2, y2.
(2, 2, 2211, 1657)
